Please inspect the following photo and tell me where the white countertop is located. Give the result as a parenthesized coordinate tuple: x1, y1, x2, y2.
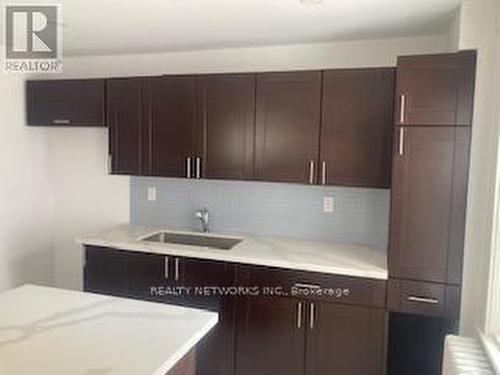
(77, 224, 388, 280)
(0, 285, 218, 375)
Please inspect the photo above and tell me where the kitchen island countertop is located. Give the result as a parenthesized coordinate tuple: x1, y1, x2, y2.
(0, 284, 218, 375)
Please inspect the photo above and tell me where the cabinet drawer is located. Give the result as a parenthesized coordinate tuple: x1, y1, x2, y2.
(387, 279, 460, 317)
(237, 264, 386, 308)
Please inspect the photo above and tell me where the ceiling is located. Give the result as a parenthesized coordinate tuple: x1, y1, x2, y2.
(5, 0, 461, 55)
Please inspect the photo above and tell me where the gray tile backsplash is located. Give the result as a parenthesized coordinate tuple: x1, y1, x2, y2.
(130, 177, 390, 252)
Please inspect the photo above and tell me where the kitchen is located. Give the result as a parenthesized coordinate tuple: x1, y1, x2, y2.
(1, 0, 500, 374)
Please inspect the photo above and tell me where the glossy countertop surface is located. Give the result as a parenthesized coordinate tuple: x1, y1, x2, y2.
(0, 285, 218, 375)
(77, 224, 388, 280)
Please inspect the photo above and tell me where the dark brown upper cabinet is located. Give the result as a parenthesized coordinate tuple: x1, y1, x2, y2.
(27, 79, 105, 126)
(305, 302, 386, 375)
(389, 127, 470, 285)
(320, 68, 395, 188)
(147, 75, 202, 178)
(395, 51, 476, 126)
(255, 71, 322, 184)
(107, 78, 147, 175)
(200, 74, 256, 181)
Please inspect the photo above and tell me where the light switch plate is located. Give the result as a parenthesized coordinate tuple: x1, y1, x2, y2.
(323, 196, 334, 213)
(147, 187, 157, 202)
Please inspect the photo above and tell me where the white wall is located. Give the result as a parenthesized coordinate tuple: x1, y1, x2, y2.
(458, 0, 500, 336)
(486, 30, 500, 335)
(56, 34, 450, 78)
(47, 128, 129, 290)
(0, 74, 54, 291)
(47, 34, 451, 290)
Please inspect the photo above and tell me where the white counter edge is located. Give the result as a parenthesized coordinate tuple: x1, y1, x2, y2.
(77, 238, 388, 280)
(153, 313, 218, 375)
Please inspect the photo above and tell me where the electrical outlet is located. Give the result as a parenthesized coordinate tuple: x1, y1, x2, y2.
(323, 196, 334, 213)
(147, 187, 157, 202)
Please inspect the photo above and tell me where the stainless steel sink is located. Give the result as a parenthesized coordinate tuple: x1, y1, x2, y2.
(140, 231, 242, 250)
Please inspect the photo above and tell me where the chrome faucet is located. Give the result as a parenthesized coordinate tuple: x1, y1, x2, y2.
(195, 208, 210, 234)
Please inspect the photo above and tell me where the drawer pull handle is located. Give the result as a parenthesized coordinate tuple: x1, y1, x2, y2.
(164, 257, 169, 280)
(398, 127, 405, 156)
(309, 302, 315, 330)
(308, 160, 315, 184)
(297, 302, 303, 329)
(186, 157, 192, 178)
(407, 296, 438, 305)
(321, 161, 327, 185)
(196, 157, 202, 179)
(399, 94, 406, 124)
(174, 258, 180, 281)
(53, 119, 71, 125)
(294, 283, 321, 290)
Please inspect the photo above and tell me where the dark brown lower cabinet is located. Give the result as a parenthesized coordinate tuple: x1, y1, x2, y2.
(235, 297, 387, 375)
(83, 247, 236, 375)
(235, 296, 305, 375)
(181, 257, 237, 375)
(125, 251, 187, 306)
(84, 246, 388, 375)
(386, 279, 460, 375)
(387, 313, 456, 375)
(195, 298, 236, 375)
(84, 246, 128, 298)
(306, 302, 386, 375)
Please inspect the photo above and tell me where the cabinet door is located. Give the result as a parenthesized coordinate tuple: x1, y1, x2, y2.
(255, 71, 321, 184)
(395, 51, 476, 126)
(388, 313, 456, 375)
(235, 296, 305, 375)
(306, 302, 387, 375)
(107, 78, 146, 175)
(201, 74, 256, 180)
(389, 127, 470, 284)
(148, 76, 201, 177)
(126, 252, 184, 304)
(27, 79, 105, 126)
(181, 258, 236, 375)
(83, 247, 128, 297)
(321, 68, 394, 188)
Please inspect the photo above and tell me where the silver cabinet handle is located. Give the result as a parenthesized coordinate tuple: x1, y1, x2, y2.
(398, 128, 405, 156)
(174, 258, 180, 281)
(297, 302, 303, 329)
(196, 157, 201, 179)
(186, 157, 192, 178)
(321, 161, 327, 185)
(407, 296, 439, 305)
(308, 161, 315, 184)
(399, 94, 406, 124)
(164, 257, 169, 280)
(53, 119, 71, 125)
(309, 302, 315, 330)
(294, 283, 321, 290)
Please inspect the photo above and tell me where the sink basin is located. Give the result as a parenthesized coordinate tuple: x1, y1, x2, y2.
(140, 231, 242, 250)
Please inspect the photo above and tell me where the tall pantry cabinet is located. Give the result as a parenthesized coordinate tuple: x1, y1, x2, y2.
(387, 51, 476, 375)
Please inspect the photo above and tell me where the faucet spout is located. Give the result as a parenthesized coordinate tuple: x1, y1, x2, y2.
(195, 208, 210, 234)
